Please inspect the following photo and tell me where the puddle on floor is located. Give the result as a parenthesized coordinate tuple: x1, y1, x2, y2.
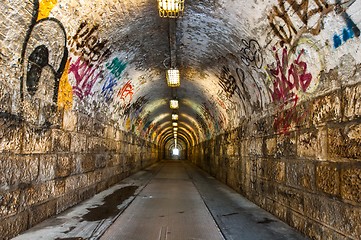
(82, 186, 138, 221)
(257, 217, 277, 224)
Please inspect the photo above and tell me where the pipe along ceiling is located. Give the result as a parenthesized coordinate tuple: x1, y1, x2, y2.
(9, 0, 359, 152)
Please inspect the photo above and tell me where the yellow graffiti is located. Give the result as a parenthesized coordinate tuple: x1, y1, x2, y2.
(37, 0, 58, 21)
(58, 59, 73, 110)
(125, 117, 131, 131)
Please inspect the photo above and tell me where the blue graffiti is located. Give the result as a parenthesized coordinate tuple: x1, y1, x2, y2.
(101, 75, 118, 102)
(333, 0, 360, 48)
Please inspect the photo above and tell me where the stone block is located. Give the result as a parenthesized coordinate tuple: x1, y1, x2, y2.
(286, 162, 315, 191)
(0, 115, 22, 153)
(62, 110, 77, 131)
(265, 137, 276, 157)
(19, 155, 39, 184)
(343, 83, 361, 120)
(276, 186, 304, 214)
(311, 91, 342, 126)
(265, 160, 285, 183)
(55, 155, 75, 178)
(341, 167, 361, 204)
(304, 195, 361, 238)
(328, 123, 361, 159)
(29, 199, 57, 228)
(51, 129, 70, 152)
(77, 113, 92, 134)
(297, 128, 326, 159)
(54, 179, 65, 196)
(56, 191, 79, 214)
(70, 132, 87, 153)
(95, 153, 108, 168)
(0, 211, 29, 240)
(24, 181, 55, 207)
(78, 154, 95, 173)
(22, 126, 51, 154)
(65, 174, 88, 193)
(0, 190, 21, 217)
(276, 133, 296, 158)
(316, 164, 339, 196)
(249, 137, 263, 156)
(38, 154, 57, 182)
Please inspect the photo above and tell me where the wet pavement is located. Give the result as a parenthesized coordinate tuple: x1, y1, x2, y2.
(13, 160, 308, 240)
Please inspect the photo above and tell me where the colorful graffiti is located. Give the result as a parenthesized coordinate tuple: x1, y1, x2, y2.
(20, 2, 68, 105)
(117, 80, 134, 103)
(266, 47, 313, 133)
(333, 0, 360, 48)
(106, 57, 127, 78)
(37, 0, 57, 20)
(268, 0, 334, 46)
(69, 57, 102, 100)
(58, 59, 73, 110)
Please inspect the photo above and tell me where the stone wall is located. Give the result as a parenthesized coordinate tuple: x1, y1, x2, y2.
(190, 78, 361, 239)
(0, 106, 158, 239)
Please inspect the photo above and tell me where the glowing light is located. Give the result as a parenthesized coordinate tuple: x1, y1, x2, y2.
(172, 114, 178, 121)
(158, 0, 184, 18)
(170, 99, 179, 109)
(172, 148, 179, 155)
(172, 122, 178, 127)
(166, 69, 180, 87)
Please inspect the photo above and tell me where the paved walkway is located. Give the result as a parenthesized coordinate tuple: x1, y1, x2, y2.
(14, 160, 308, 240)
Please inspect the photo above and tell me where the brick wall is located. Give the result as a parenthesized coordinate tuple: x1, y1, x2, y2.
(190, 80, 361, 239)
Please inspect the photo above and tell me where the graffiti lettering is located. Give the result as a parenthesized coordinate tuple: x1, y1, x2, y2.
(117, 80, 134, 102)
(101, 75, 118, 103)
(266, 47, 312, 133)
(106, 58, 127, 78)
(239, 39, 263, 69)
(219, 66, 242, 99)
(333, 0, 360, 48)
(268, 0, 334, 45)
(68, 21, 110, 63)
(122, 96, 148, 117)
(69, 57, 101, 100)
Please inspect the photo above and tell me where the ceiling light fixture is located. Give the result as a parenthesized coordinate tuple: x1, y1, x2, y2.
(172, 122, 178, 127)
(170, 99, 179, 109)
(166, 68, 180, 87)
(172, 113, 178, 121)
(158, 0, 184, 18)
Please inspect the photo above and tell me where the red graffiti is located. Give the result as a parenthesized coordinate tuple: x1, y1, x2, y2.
(267, 47, 312, 134)
(69, 57, 102, 100)
(117, 80, 134, 102)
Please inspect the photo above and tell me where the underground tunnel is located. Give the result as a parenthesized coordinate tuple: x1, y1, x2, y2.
(0, 0, 361, 239)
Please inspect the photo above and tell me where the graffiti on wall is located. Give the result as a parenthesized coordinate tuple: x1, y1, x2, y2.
(266, 47, 313, 133)
(101, 57, 128, 103)
(20, 1, 68, 108)
(333, 0, 360, 48)
(37, 0, 57, 21)
(239, 39, 264, 69)
(69, 57, 102, 100)
(268, 0, 334, 46)
(58, 59, 73, 110)
(68, 21, 110, 64)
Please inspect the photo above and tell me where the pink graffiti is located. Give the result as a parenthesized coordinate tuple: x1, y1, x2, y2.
(268, 47, 312, 134)
(117, 80, 134, 102)
(69, 57, 102, 100)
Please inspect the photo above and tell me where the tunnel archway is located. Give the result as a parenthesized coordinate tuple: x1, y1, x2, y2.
(1, 1, 360, 239)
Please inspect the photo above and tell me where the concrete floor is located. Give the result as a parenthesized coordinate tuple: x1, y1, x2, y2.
(13, 161, 308, 240)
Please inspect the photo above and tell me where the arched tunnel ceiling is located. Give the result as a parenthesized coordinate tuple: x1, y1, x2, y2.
(7, 0, 361, 146)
